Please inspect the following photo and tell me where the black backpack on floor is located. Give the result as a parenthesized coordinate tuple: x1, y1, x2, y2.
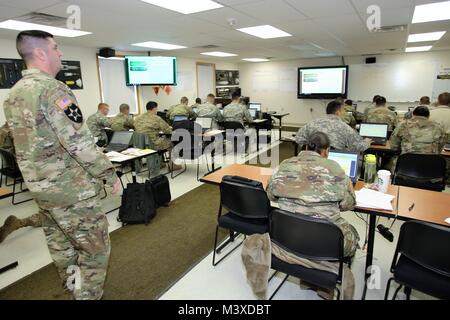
(118, 182, 156, 226)
(146, 175, 171, 208)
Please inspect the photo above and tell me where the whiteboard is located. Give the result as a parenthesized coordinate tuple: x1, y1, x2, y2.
(348, 61, 438, 102)
(98, 57, 139, 115)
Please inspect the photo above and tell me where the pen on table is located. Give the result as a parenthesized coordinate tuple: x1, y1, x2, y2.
(408, 203, 415, 211)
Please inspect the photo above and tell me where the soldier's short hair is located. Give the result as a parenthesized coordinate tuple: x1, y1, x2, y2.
(98, 103, 109, 110)
(438, 92, 450, 106)
(119, 103, 130, 113)
(180, 97, 189, 104)
(419, 96, 430, 105)
(372, 95, 381, 103)
(375, 96, 387, 106)
(146, 101, 158, 110)
(307, 132, 330, 154)
(207, 94, 215, 99)
(413, 106, 430, 118)
(195, 98, 202, 104)
(326, 100, 343, 115)
(345, 99, 353, 106)
(231, 91, 241, 100)
(16, 30, 54, 62)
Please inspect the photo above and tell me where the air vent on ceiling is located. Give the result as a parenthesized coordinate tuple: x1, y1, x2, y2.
(195, 45, 220, 49)
(16, 12, 67, 27)
(370, 25, 408, 33)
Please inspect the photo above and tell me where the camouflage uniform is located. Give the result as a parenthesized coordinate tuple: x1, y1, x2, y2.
(267, 151, 360, 257)
(390, 116, 446, 154)
(87, 111, 111, 142)
(0, 122, 15, 154)
(134, 112, 173, 151)
(196, 102, 224, 129)
(110, 113, 134, 132)
(296, 115, 370, 153)
(223, 102, 253, 125)
(167, 104, 196, 120)
(3, 68, 117, 300)
(363, 104, 375, 122)
(341, 105, 357, 129)
(366, 107, 398, 131)
(430, 106, 450, 142)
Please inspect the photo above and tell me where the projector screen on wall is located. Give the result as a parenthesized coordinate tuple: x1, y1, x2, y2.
(298, 66, 348, 99)
(125, 56, 177, 86)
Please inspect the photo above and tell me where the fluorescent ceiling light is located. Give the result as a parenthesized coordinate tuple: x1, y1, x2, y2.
(141, 0, 223, 14)
(408, 31, 446, 43)
(201, 51, 237, 57)
(405, 46, 432, 52)
(132, 41, 186, 50)
(0, 20, 91, 37)
(237, 25, 292, 39)
(242, 58, 269, 62)
(412, 1, 450, 23)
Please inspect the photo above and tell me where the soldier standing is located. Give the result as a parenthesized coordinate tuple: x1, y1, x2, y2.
(3, 30, 121, 299)
(87, 102, 111, 145)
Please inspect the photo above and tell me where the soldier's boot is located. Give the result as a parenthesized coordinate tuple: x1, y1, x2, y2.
(0, 213, 42, 243)
(168, 160, 183, 172)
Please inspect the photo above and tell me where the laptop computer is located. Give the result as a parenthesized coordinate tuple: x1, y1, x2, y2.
(444, 143, 450, 151)
(249, 108, 257, 119)
(173, 115, 189, 122)
(359, 123, 389, 146)
(195, 117, 213, 133)
(328, 150, 360, 185)
(249, 103, 262, 112)
(105, 131, 134, 153)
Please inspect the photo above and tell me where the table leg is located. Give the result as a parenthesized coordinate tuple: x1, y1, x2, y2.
(278, 117, 283, 140)
(362, 214, 377, 300)
(256, 127, 260, 151)
(130, 160, 137, 183)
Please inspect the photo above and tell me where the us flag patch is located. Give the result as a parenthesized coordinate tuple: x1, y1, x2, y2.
(56, 97, 72, 110)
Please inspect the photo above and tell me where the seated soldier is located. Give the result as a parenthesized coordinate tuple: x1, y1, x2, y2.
(134, 101, 182, 172)
(110, 103, 135, 132)
(196, 93, 223, 128)
(87, 102, 112, 146)
(366, 96, 397, 131)
(342, 99, 357, 128)
(167, 97, 197, 121)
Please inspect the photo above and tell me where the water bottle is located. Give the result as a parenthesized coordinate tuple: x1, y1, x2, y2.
(364, 154, 377, 185)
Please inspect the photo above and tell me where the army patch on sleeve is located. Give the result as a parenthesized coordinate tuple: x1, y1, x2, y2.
(56, 97, 72, 111)
(64, 104, 83, 123)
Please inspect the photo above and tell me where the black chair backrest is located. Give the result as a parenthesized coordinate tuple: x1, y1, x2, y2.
(172, 122, 203, 159)
(270, 209, 343, 262)
(104, 128, 114, 144)
(221, 121, 245, 131)
(394, 221, 450, 278)
(220, 175, 270, 219)
(0, 148, 19, 171)
(393, 153, 446, 191)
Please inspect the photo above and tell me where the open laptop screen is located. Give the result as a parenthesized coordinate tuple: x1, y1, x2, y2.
(173, 115, 189, 122)
(359, 123, 388, 138)
(195, 117, 212, 129)
(249, 103, 261, 112)
(328, 150, 359, 182)
(110, 131, 134, 145)
(249, 108, 257, 118)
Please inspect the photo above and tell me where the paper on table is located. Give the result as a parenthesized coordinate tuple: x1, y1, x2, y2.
(355, 188, 395, 211)
(106, 151, 134, 162)
(121, 148, 156, 156)
(445, 218, 450, 225)
(203, 129, 224, 137)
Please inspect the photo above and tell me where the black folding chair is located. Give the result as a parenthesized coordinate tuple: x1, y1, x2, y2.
(0, 148, 32, 205)
(385, 221, 450, 300)
(212, 175, 271, 266)
(220, 121, 249, 154)
(268, 209, 348, 300)
(393, 153, 446, 191)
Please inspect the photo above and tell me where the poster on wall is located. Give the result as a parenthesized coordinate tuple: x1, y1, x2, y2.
(0, 58, 83, 90)
(56, 60, 83, 90)
(216, 70, 240, 98)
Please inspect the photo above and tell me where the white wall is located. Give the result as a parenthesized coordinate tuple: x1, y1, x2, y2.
(0, 38, 101, 125)
(239, 51, 450, 127)
(140, 58, 238, 112)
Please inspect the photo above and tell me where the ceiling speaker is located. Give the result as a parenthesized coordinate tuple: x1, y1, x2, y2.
(99, 48, 116, 58)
